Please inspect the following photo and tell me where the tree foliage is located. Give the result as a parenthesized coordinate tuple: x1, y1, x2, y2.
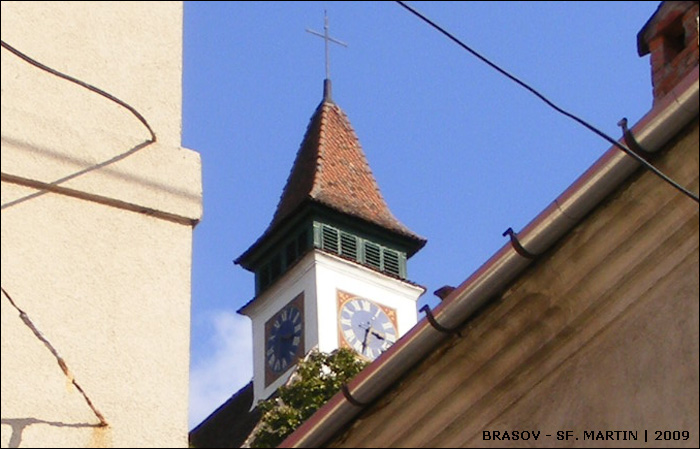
(249, 348, 368, 448)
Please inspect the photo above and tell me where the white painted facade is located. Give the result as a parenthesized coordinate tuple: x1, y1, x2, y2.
(1, 2, 201, 447)
(241, 250, 424, 404)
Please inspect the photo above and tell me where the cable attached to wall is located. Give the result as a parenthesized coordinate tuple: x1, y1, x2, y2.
(1, 40, 156, 143)
(1, 286, 108, 427)
(396, 1, 699, 204)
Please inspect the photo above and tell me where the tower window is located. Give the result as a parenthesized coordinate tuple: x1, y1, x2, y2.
(285, 240, 298, 266)
(298, 230, 309, 254)
(255, 229, 316, 295)
(258, 265, 271, 291)
(269, 255, 282, 280)
(364, 242, 381, 270)
(383, 249, 400, 276)
(340, 232, 358, 261)
(312, 222, 408, 279)
(321, 225, 339, 254)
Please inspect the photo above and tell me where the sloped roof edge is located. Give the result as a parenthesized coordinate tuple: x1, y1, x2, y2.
(279, 66, 700, 449)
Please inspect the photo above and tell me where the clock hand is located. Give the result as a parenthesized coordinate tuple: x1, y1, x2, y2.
(361, 326, 370, 355)
(371, 330, 396, 350)
(370, 330, 385, 340)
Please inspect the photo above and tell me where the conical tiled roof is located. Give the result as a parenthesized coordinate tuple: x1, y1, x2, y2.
(269, 98, 422, 241)
(236, 91, 425, 269)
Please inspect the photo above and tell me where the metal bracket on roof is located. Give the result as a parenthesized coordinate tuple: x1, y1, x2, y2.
(420, 305, 462, 336)
(617, 117, 650, 158)
(341, 383, 368, 407)
(503, 227, 537, 260)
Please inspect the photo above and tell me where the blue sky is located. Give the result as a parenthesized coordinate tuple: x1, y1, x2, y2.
(183, 1, 659, 428)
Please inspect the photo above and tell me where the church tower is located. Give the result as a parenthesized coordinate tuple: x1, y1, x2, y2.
(236, 80, 426, 403)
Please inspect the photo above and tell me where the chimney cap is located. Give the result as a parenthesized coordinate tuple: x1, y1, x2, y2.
(637, 1, 696, 56)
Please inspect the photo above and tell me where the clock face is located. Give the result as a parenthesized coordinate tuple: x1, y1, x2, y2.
(337, 291, 398, 361)
(265, 293, 304, 385)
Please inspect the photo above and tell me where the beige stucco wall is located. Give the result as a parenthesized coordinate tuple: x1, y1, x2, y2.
(329, 121, 698, 448)
(1, 2, 201, 448)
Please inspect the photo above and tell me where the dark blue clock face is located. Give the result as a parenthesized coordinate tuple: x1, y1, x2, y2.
(266, 305, 303, 373)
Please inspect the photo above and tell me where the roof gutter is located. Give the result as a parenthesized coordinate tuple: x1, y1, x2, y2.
(280, 66, 699, 448)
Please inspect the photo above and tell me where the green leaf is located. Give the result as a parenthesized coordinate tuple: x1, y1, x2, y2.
(249, 348, 368, 448)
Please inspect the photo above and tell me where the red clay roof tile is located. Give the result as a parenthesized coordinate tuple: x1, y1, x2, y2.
(236, 97, 425, 269)
(269, 99, 423, 241)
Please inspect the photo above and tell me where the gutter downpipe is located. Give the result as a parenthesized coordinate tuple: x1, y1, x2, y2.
(280, 67, 699, 448)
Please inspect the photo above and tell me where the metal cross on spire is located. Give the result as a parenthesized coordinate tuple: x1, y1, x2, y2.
(306, 10, 347, 100)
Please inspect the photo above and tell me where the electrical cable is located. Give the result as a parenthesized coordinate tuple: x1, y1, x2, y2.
(1, 40, 156, 142)
(396, 1, 699, 204)
(1, 286, 108, 426)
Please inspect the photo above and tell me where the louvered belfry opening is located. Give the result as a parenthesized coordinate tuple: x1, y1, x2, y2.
(339, 231, 357, 260)
(316, 223, 406, 279)
(253, 220, 408, 294)
(237, 92, 425, 295)
(322, 225, 339, 254)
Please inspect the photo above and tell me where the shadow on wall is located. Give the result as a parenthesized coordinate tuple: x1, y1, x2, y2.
(1, 417, 106, 448)
(0, 39, 189, 215)
(1, 136, 154, 210)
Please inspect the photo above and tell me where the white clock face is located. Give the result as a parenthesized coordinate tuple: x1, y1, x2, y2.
(338, 296, 397, 360)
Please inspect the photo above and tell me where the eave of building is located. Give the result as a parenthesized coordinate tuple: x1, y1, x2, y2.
(237, 247, 427, 317)
(235, 198, 426, 272)
(279, 66, 700, 448)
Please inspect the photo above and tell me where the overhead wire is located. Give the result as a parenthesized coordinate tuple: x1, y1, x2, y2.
(395, 1, 699, 204)
(1, 40, 156, 142)
(1, 39, 162, 428)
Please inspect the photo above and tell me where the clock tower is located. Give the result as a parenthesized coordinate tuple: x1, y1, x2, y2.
(236, 80, 426, 403)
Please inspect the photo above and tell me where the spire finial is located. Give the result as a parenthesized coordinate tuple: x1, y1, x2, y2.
(306, 10, 347, 100)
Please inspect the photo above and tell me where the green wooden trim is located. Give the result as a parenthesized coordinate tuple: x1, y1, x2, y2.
(313, 222, 407, 279)
(251, 205, 418, 294)
(255, 223, 314, 294)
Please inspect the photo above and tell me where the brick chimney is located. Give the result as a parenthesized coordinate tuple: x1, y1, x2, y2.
(637, 1, 699, 102)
